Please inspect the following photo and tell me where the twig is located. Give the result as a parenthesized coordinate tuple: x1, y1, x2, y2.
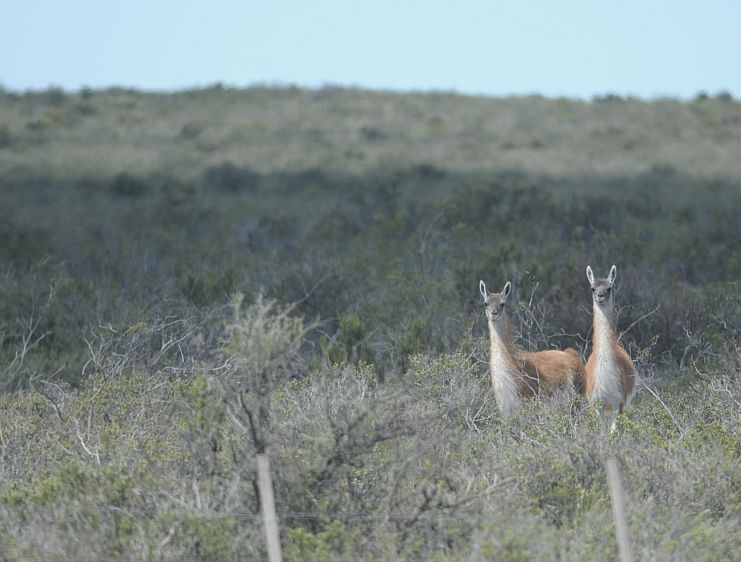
(74, 419, 101, 466)
(39, 380, 66, 421)
(465, 396, 488, 433)
(294, 268, 332, 306)
(639, 379, 685, 437)
(619, 304, 660, 340)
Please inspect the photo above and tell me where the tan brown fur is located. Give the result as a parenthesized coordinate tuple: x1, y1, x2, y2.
(523, 348, 585, 394)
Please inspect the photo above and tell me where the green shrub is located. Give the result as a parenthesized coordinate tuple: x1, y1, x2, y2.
(202, 161, 260, 192)
(285, 520, 360, 562)
(109, 172, 149, 198)
(181, 269, 239, 306)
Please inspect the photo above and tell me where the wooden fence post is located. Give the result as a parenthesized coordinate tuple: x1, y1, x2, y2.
(257, 454, 283, 562)
(605, 457, 634, 562)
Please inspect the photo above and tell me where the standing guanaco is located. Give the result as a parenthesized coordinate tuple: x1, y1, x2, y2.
(480, 280, 584, 414)
(584, 265, 636, 432)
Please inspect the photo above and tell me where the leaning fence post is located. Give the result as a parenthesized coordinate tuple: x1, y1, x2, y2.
(605, 457, 634, 562)
(257, 454, 283, 562)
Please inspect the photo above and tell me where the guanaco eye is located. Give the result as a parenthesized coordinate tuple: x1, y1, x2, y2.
(591, 287, 595, 292)
(484, 302, 488, 307)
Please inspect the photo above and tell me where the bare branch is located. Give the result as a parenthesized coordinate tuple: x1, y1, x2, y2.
(619, 304, 660, 341)
(74, 419, 101, 466)
(639, 379, 685, 438)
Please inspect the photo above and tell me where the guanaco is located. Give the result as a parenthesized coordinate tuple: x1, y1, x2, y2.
(585, 265, 636, 432)
(480, 280, 584, 414)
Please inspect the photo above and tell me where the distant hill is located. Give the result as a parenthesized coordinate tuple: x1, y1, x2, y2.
(1, 86, 740, 179)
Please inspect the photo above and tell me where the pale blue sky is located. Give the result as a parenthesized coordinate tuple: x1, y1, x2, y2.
(2, 0, 739, 99)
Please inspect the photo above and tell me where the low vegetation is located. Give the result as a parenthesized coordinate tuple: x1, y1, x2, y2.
(0, 85, 739, 560)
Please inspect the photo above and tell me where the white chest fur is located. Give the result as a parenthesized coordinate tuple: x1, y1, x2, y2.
(591, 308, 623, 408)
(489, 336, 521, 414)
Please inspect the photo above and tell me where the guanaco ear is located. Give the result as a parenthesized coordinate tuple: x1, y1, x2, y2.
(479, 280, 488, 300)
(608, 265, 617, 285)
(586, 266, 595, 286)
(502, 281, 512, 301)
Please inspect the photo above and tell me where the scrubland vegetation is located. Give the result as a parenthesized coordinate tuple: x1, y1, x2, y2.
(0, 85, 740, 560)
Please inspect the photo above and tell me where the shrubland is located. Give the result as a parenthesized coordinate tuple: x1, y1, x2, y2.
(0, 86, 739, 560)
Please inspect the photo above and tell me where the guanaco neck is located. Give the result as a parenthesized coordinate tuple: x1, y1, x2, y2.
(488, 314, 517, 360)
(589, 296, 632, 414)
(592, 301, 618, 354)
(487, 313, 521, 412)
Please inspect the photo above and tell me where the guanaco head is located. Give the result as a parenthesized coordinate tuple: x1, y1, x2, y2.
(479, 280, 512, 324)
(586, 265, 617, 308)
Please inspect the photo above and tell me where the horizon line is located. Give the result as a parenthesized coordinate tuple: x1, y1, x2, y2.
(1, 80, 737, 104)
